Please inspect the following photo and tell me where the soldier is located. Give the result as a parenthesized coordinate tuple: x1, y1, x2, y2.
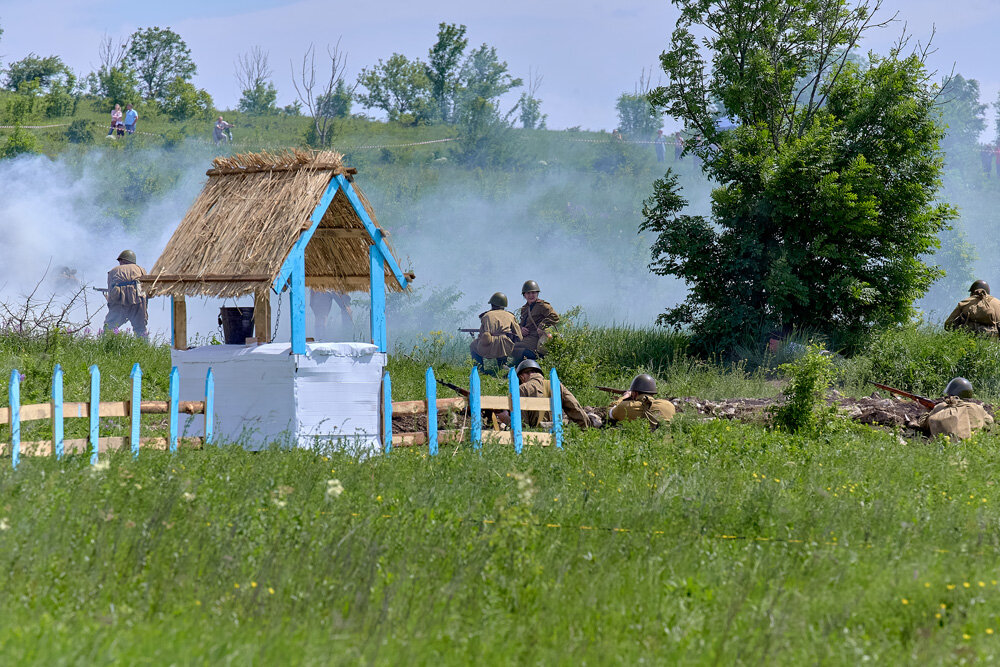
(511, 280, 559, 364)
(609, 374, 676, 429)
(944, 280, 1000, 336)
(103, 250, 148, 337)
(498, 359, 599, 429)
(470, 292, 522, 374)
(916, 377, 993, 441)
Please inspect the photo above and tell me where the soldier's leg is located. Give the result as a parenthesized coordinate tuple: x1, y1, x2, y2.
(470, 340, 485, 368)
(511, 335, 539, 364)
(103, 304, 128, 333)
(127, 306, 148, 337)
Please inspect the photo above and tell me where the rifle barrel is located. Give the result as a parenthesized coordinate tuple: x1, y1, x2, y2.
(870, 382, 937, 409)
(596, 386, 627, 394)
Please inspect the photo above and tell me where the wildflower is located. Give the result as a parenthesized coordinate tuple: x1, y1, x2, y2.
(325, 479, 344, 499)
(901, 598, 909, 605)
(964, 582, 971, 588)
(936, 613, 942, 619)
(963, 634, 971, 640)
(273, 499, 287, 509)
(182, 492, 195, 502)
(234, 583, 240, 589)
(0, 518, 9, 531)
(195, 600, 201, 606)
(947, 584, 956, 590)
(251, 581, 257, 588)
(989, 629, 995, 635)
(980, 581, 986, 587)
(90, 459, 110, 474)
(268, 587, 275, 595)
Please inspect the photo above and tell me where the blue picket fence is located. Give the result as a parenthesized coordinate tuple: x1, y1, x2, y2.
(5, 364, 214, 470)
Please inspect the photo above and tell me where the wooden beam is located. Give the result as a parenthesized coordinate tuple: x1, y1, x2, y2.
(142, 274, 272, 283)
(206, 164, 357, 176)
(334, 175, 411, 289)
(391, 398, 467, 415)
(480, 396, 551, 412)
(254, 288, 271, 343)
(0, 436, 204, 457)
(311, 228, 373, 240)
(172, 295, 187, 350)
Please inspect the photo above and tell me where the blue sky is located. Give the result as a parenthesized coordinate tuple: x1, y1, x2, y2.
(0, 0, 996, 133)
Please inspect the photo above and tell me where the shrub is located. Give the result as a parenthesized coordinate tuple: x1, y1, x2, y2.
(65, 119, 92, 144)
(772, 344, 836, 433)
(1, 125, 39, 158)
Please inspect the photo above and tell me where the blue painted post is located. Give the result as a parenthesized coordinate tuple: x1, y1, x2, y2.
(52, 364, 64, 460)
(425, 367, 438, 456)
(204, 368, 214, 446)
(130, 363, 142, 458)
(9, 370, 20, 470)
(335, 175, 410, 289)
(382, 373, 392, 454)
(508, 366, 523, 454)
(89, 365, 100, 465)
(549, 368, 564, 450)
(169, 367, 179, 453)
(470, 366, 482, 451)
(289, 251, 307, 355)
(369, 245, 387, 353)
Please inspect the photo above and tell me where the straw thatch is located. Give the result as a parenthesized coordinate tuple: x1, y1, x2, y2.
(143, 149, 410, 298)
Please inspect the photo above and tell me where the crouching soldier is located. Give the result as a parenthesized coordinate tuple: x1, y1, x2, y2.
(944, 280, 1000, 336)
(499, 359, 600, 429)
(511, 280, 559, 364)
(916, 377, 993, 441)
(103, 249, 148, 337)
(609, 374, 676, 429)
(470, 292, 522, 374)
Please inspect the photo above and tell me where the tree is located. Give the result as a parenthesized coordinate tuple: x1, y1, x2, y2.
(5, 54, 72, 93)
(161, 77, 213, 121)
(452, 44, 523, 166)
(425, 22, 468, 122)
(616, 70, 661, 137)
(291, 41, 356, 147)
(125, 27, 196, 101)
(937, 74, 986, 154)
(356, 53, 432, 123)
(518, 68, 546, 130)
(642, 0, 955, 352)
(86, 34, 140, 104)
(458, 44, 522, 104)
(236, 46, 278, 115)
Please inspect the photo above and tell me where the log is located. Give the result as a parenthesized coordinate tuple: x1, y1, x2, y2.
(391, 398, 466, 415)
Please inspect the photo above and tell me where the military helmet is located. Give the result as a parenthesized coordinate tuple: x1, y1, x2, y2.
(629, 373, 657, 395)
(488, 292, 508, 308)
(515, 359, 542, 376)
(970, 280, 991, 294)
(521, 280, 540, 294)
(945, 377, 974, 399)
(117, 249, 137, 264)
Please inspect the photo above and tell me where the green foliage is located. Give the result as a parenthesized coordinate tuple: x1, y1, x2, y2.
(5, 53, 72, 92)
(425, 22, 468, 122)
(615, 92, 661, 137)
(938, 74, 987, 155)
(518, 91, 545, 130)
(542, 307, 598, 391)
(316, 80, 352, 120)
(645, 2, 955, 353)
(3, 93, 33, 123)
(125, 26, 197, 101)
(88, 66, 140, 106)
(43, 86, 75, 118)
(356, 53, 432, 123)
(772, 344, 836, 433)
(237, 82, 277, 116)
(64, 119, 92, 144)
(161, 77, 213, 121)
(1, 124, 38, 158)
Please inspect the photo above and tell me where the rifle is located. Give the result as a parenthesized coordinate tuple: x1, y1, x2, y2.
(458, 328, 478, 337)
(436, 378, 501, 430)
(92, 286, 108, 295)
(870, 382, 938, 410)
(596, 385, 628, 395)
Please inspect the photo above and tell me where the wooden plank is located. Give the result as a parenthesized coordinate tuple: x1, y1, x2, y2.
(312, 228, 372, 240)
(143, 274, 272, 283)
(479, 395, 550, 412)
(0, 436, 203, 457)
(389, 430, 551, 448)
(172, 295, 187, 351)
(391, 430, 465, 447)
(205, 164, 357, 176)
(391, 397, 466, 415)
(483, 431, 553, 447)
(334, 175, 410, 289)
(0, 400, 139, 425)
(254, 288, 271, 343)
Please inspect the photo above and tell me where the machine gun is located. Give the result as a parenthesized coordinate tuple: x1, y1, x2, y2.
(458, 328, 478, 337)
(436, 378, 501, 430)
(870, 382, 938, 410)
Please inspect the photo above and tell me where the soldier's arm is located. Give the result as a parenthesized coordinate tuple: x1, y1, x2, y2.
(508, 317, 523, 341)
(539, 304, 560, 330)
(559, 385, 590, 429)
(944, 305, 964, 330)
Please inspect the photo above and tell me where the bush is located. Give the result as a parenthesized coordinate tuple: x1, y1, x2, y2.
(4, 94, 34, 123)
(65, 119, 92, 144)
(1, 125, 39, 158)
(772, 344, 836, 433)
(43, 89, 74, 118)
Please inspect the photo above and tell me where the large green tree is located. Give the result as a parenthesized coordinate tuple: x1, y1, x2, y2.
(356, 53, 432, 123)
(125, 27, 196, 101)
(425, 22, 468, 122)
(642, 0, 955, 351)
(5, 53, 72, 93)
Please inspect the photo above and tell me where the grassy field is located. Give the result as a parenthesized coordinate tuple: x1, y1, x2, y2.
(1, 328, 1000, 662)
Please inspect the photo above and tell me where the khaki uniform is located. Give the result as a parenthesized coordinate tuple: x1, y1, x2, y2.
(471, 308, 522, 360)
(103, 263, 148, 336)
(519, 373, 590, 429)
(512, 300, 559, 362)
(916, 396, 993, 440)
(944, 290, 1000, 336)
(610, 395, 676, 428)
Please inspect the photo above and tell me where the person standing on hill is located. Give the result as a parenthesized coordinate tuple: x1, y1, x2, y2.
(123, 103, 138, 135)
(511, 280, 559, 364)
(470, 292, 522, 374)
(609, 374, 676, 429)
(944, 280, 1000, 336)
(103, 250, 148, 337)
(107, 104, 123, 138)
(674, 131, 684, 160)
(916, 377, 993, 440)
(654, 129, 666, 163)
(498, 359, 598, 429)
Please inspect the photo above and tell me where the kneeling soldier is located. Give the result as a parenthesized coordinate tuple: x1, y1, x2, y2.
(916, 377, 993, 440)
(501, 359, 598, 429)
(944, 280, 1000, 336)
(470, 292, 522, 373)
(511, 280, 559, 364)
(610, 374, 676, 429)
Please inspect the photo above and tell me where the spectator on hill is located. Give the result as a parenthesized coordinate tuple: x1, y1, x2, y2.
(214, 116, 234, 145)
(674, 131, 684, 160)
(981, 144, 994, 176)
(124, 104, 138, 135)
(654, 129, 666, 163)
(106, 104, 123, 138)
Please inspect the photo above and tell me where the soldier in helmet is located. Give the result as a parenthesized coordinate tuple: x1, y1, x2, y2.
(916, 377, 993, 441)
(944, 280, 1000, 336)
(103, 250, 148, 337)
(511, 280, 560, 364)
(609, 374, 676, 429)
(497, 359, 600, 429)
(470, 292, 522, 374)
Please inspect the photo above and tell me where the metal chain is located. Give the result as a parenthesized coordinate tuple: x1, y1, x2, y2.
(271, 292, 282, 341)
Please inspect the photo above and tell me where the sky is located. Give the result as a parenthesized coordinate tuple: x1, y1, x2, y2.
(0, 0, 997, 134)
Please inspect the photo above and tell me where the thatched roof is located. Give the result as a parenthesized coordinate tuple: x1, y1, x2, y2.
(143, 149, 411, 298)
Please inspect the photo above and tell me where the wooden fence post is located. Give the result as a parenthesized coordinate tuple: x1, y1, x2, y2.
(89, 365, 100, 465)
(470, 366, 482, 451)
(425, 367, 438, 456)
(507, 366, 523, 454)
(383, 373, 392, 454)
(130, 363, 142, 458)
(549, 368, 563, 450)
(52, 364, 64, 460)
(204, 367, 214, 446)
(169, 367, 179, 453)
(9, 370, 19, 470)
